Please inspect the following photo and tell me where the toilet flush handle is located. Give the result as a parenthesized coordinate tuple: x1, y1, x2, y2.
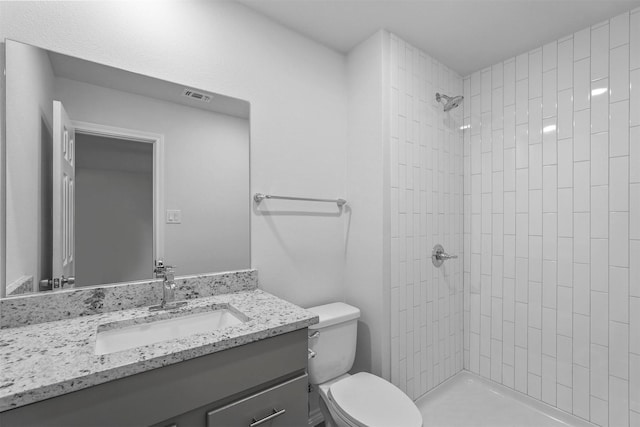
(309, 331, 320, 339)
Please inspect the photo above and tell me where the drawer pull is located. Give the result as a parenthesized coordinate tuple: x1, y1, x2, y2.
(249, 408, 287, 427)
(249, 408, 286, 427)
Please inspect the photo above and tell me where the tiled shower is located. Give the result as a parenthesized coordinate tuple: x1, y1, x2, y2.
(388, 8, 639, 427)
(462, 10, 638, 427)
(388, 34, 464, 399)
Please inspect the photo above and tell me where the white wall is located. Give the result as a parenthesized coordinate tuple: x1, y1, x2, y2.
(54, 77, 250, 277)
(463, 10, 640, 426)
(75, 134, 153, 286)
(5, 40, 54, 290)
(345, 30, 390, 379)
(387, 34, 464, 399)
(0, 0, 348, 305)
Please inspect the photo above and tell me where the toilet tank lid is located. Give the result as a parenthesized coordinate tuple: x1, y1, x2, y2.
(307, 302, 360, 330)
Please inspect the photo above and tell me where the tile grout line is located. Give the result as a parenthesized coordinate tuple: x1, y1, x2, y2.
(625, 12, 631, 425)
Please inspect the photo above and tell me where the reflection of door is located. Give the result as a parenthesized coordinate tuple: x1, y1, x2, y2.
(52, 100, 75, 286)
(71, 121, 164, 286)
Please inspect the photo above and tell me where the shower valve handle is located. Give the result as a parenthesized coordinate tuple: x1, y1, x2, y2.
(432, 244, 457, 267)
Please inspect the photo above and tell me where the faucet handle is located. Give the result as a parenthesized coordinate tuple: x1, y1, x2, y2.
(155, 260, 176, 269)
(154, 260, 177, 282)
(154, 260, 176, 278)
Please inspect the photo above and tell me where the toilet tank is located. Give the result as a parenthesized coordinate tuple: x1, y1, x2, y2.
(307, 302, 360, 385)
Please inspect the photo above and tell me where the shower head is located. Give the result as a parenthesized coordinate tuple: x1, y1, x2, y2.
(436, 93, 464, 112)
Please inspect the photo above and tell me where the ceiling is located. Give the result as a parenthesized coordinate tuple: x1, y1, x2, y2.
(48, 48, 250, 119)
(237, 0, 640, 76)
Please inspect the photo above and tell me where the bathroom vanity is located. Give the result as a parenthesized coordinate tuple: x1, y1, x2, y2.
(0, 34, 319, 427)
(2, 329, 308, 427)
(0, 273, 318, 427)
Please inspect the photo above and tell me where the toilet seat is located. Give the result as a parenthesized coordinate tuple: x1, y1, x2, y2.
(327, 372, 422, 427)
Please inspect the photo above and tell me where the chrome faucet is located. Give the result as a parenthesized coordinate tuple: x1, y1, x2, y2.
(149, 260, 187, 311)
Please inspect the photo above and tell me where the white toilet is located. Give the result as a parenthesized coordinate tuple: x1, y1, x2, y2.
(307, 302, 423, 427)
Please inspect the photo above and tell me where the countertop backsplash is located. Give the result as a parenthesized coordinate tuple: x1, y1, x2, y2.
(0, 269, 258, 329)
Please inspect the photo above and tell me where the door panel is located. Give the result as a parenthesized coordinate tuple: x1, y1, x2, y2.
(53, 100, 75, 283)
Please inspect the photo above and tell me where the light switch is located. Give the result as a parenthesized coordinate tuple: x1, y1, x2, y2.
(166, 209, 182, 224)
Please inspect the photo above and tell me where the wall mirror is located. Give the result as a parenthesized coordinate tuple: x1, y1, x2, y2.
(2, 39, 251, 297)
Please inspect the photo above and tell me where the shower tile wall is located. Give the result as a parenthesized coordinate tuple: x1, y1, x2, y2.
(388, 34, 464, 400)
(463, 10, 640, 427)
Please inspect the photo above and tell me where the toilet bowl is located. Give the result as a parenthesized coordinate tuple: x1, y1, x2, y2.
(307, 303, 422, 427)
(317, 373, 422, 427)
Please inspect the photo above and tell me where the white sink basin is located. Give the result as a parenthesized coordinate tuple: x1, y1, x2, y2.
(94, 307, 246, 355)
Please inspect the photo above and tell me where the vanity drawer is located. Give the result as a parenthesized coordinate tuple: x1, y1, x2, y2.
(206, 374, 307, 427)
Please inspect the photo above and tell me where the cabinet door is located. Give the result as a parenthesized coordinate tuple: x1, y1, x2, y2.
(207, 374, 307, 427)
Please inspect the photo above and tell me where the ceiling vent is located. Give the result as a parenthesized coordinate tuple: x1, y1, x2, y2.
(182, 88, 212, 103)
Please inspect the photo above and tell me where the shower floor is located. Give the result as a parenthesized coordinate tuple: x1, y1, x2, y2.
(415, 371, 595, 427)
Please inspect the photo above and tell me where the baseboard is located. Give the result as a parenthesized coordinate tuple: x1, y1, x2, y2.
(308, 407, 324, 426)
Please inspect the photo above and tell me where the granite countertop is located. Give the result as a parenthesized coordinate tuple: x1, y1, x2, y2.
(0, 289, 318, 412)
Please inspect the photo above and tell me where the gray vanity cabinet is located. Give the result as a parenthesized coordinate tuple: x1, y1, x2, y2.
(0, 329, 309, 427)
